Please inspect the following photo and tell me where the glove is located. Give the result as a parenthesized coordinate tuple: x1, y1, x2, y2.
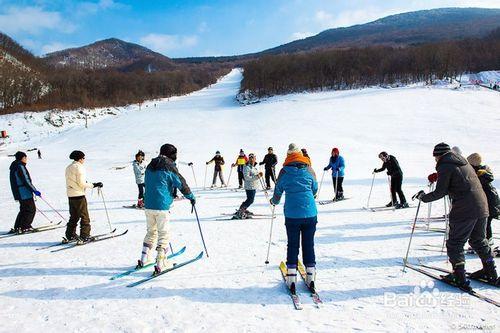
(206, 162, 209, 165)
(189, 197, 196, 206)
(269, 199, 275, 206)
(93, 182, 103, 188)
(323, 167, 328, 171)
(231, 163, 236, 167)
(373, 168, 378, 173)
(428, 173, 438, 183)
(413, 190, 425, 201)
(258, 172, 263, 177)
(34, 190, 41, 197)
(188, 162, 193, 166)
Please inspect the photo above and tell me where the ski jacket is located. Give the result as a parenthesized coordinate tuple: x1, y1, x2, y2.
(475, 166, 500, 218)
(144, 155, 194, 210)
(271, 156, 318, 219)
(324, 155, 345, 177)
(243, 162, 261, 190)
(375, 155, 402, 177)
(65, 161, 94, 198)
(259, 153, 278, 170)
(235, 155, 248, 172)
(421, 152, 488, 220)
(207, 155, 225, 171)
(133, 160, 146, 184)
(9, 160, 37, 201)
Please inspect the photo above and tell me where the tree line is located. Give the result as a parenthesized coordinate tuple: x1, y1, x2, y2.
(240, 28, 500, 98)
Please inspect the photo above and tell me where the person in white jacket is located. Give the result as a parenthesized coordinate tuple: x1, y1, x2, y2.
(133, 150, 146, 208)
(65, 150, 102, 241)
(233, 153, 263, 219)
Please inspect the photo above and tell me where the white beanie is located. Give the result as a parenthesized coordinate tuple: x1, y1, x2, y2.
(287, 143, 300, 155)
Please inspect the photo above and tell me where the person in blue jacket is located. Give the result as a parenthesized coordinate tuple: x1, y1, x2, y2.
(138, 143, 196, 274)
(323, 147, 345, 200)
(9, 151, 41, 233)
(270, 143, 318, 294)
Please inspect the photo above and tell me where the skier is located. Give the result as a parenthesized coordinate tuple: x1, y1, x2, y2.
(373, 151, 408, 208)
(467, 153, 500, 245)
(231, 149, 248, 189)
(259, 147, 277, 190)
(270, 143, 318, 292)
(133, 150, 146, 208)
(323, 147, 345, 200)
(206, 151, 226, 188)
(9, 151, 41, 233)
(301, 148, 312, 165)
(138, 143, 196, 274)
(37, 149, 42, 159)
(233, 153, 262, 219)
(415, 143, 498, 286)
(65, 150, 103, 241)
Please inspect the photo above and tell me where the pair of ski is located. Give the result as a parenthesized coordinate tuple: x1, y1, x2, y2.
(215, 213, 275, 221)
(405, 261, 499, 307)
(368, 205, 414, 212)
(49, 229, 128, 252)
(279, 261, 322, 310)
(318, 197, 351, 205)
(0, 221, 65, 239)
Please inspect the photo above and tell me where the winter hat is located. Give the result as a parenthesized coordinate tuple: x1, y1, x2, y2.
(14, 151, 27, 161)
(467, 153, 482, 167)
(287, 143, 300, 155)
(136, 150, 145, 158)
(379, 151, 388, 158)
(69, 150, 85, 161)
(451, 146, 462, 156)
(248, 153, 255, 158)
(268, 147, 273, 151)
(433, 142, 451, 157)
(215, 151, 221, 155)
(160, 143, 177, 161)
(332, 148, 339, 155)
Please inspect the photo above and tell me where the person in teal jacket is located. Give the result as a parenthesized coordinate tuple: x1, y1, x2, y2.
(270, 143, 318, 294)
(323, 147, 345, 200)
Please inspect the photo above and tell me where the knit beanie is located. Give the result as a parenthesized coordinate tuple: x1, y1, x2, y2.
(332, 147, 339, 155)
(287, 143, 300, 155)
(451, 146, 462, 156)
(69, 150, 85, 161)
(467, 153, 482, 167)
(14, 151, 27, 161)
(160, 143, 177, 161)
(433, 142, 451, 157)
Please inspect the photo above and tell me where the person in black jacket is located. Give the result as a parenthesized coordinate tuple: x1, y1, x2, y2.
(9, 151, 41, 233)
(373, 152, 408, 208)
(259, 147, 277, 189)
(415, 143, 497, 286)
(206, 151, 226, 188)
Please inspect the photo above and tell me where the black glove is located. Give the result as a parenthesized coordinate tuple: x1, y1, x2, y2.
(413, 190, 425, 201)
(93, 182, 103, 188)
(188, 162, 193, 166)
(323, 167, 328, 171)
(189, 197, 196, 206)
(373, 168, 378, 173)
(206, 162, 209, 165)
(269, 198, 275, 206)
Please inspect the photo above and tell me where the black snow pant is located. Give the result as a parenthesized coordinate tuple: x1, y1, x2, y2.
(66, 196, 91, 239)
(137, 183, 145, 200)
(265, 168, 276, 188)
(447, 216, 493, 267)
(390, 175, 407, 204)
(237, 170, 244, 187)
(239, 190, 256, 210)
(212, 169, 225, 186)
(333, 176, 344, 198)
(14, 198, 36, 230)
(285, 216, 317, 268)
(486, 216, 494, 241)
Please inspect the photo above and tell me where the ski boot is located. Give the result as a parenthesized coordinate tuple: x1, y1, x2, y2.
(154, 246, 173, 275)
(232, 208, 248, 220)
(469, 257, 499, 285)
(221, 184, 227, 188)
(396, 202, 409, 209)
(286, 267, 298, 295)
(76, 235, 94, 245)
(137, 199, 144, 209)
(441, 263, 471, 289)
(386, 201, 397, 208)
(19, 226, 34, 234)
(137, 242, 152, 268)
(244, 209, 254, 216)
(7, 228, 18, 234)
(305, 266, 316, 293)
(135, 260, 144, 269)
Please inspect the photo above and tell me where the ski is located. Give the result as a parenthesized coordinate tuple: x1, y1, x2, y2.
(127, 251, 204, 287)
(318, 198, 351, 205)
(123, 205, 144, 210)
(110, 246, 187, 280)
(51, 230, 128, 252)
(416, 261, 499, 287)
(220, 212, 275, 217)
(36, 228, 117, 250)
(404, 263, 500, 307)
(215, 216, 271, 221)
(0, 222, 64, 239)
(297, 261, 322, 307)
(279, 261, 303, 310)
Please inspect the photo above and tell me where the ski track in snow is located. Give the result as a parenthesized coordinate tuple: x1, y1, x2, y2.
(0, 69, 499, 332)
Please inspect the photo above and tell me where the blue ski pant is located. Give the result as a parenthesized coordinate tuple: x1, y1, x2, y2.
(285, 216, 317, 268)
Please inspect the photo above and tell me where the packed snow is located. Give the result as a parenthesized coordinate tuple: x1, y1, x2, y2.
(0, 69, 499, 332)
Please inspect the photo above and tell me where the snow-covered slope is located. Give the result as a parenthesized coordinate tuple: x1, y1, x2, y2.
(0, 69, 499, 332)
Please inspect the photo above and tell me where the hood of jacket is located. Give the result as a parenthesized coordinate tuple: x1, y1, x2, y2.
(148, 155, 175, 171)
(436, 152, 467, 169)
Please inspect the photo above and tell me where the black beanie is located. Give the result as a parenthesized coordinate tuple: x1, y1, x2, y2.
(433, 142, 451, 157)
(69, 150, 85, 161)
(14, 151, 27, 161)
(160, 143, 177, 161)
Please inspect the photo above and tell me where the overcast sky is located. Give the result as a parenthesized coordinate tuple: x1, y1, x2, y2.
(0, 0, 499, 57)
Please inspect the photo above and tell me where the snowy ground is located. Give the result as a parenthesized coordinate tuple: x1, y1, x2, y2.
(0, 69, 499, 332)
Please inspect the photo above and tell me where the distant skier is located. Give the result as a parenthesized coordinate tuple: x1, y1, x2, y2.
(138, 143, 195, 274)
(206, 151, 226, 188)
(373, 151, 408, 208)
(415, 143, 498, 286)
(231, 149, 248, 189)
(233, 153, 262, 219)
(133, 150, 146, 208)
(65, 150, 103, 241)
(323, 147, 345, 200)
(9, 151, 41, 233)
(301, 148, 311, 165)
(467, 153, 500, 245)
(37, 149, 42, 159)
(271, 143, 318, 293)
(259, 147, 277, 190)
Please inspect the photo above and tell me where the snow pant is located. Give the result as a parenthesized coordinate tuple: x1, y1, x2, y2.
(66, 196, 91, 238)
(237, 170, 244, 187)
(144, 209, 171, 249)
(212, 169, 225, 186)
(14, 198, 36, 230)
(264, 168, 276, 188)
(447, 216, 493, 267)
(390, 175, 407, 204)
(239, 190, 256, 210)
(137, 183, 145, 200)
(285, 216, 317, 268)
(486, 216, 494, 240)
(333, 176, 344, 198)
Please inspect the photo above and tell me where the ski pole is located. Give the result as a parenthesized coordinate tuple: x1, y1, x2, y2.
(334, 170, 339, 201)
(98, 188, 113, 233)
(366, 172, 376, 209)
(203, 164, 208, 189)
(35, 206, 53, 223)
(188, 163, 198, 188)
(426, 183, 434, 230)
(441, 196, 449, 254)
(191, 204, 209, 257)
(403, 198, 422, 272)
(39, 196, 68, 223)
(227, 166, 234, 187)
(169, 242, 174, 254)
(388, 176, 394, 209)
(259, 176, 274, 215)
(265, 205, 276, 265)
(316, 170, 326, 200)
